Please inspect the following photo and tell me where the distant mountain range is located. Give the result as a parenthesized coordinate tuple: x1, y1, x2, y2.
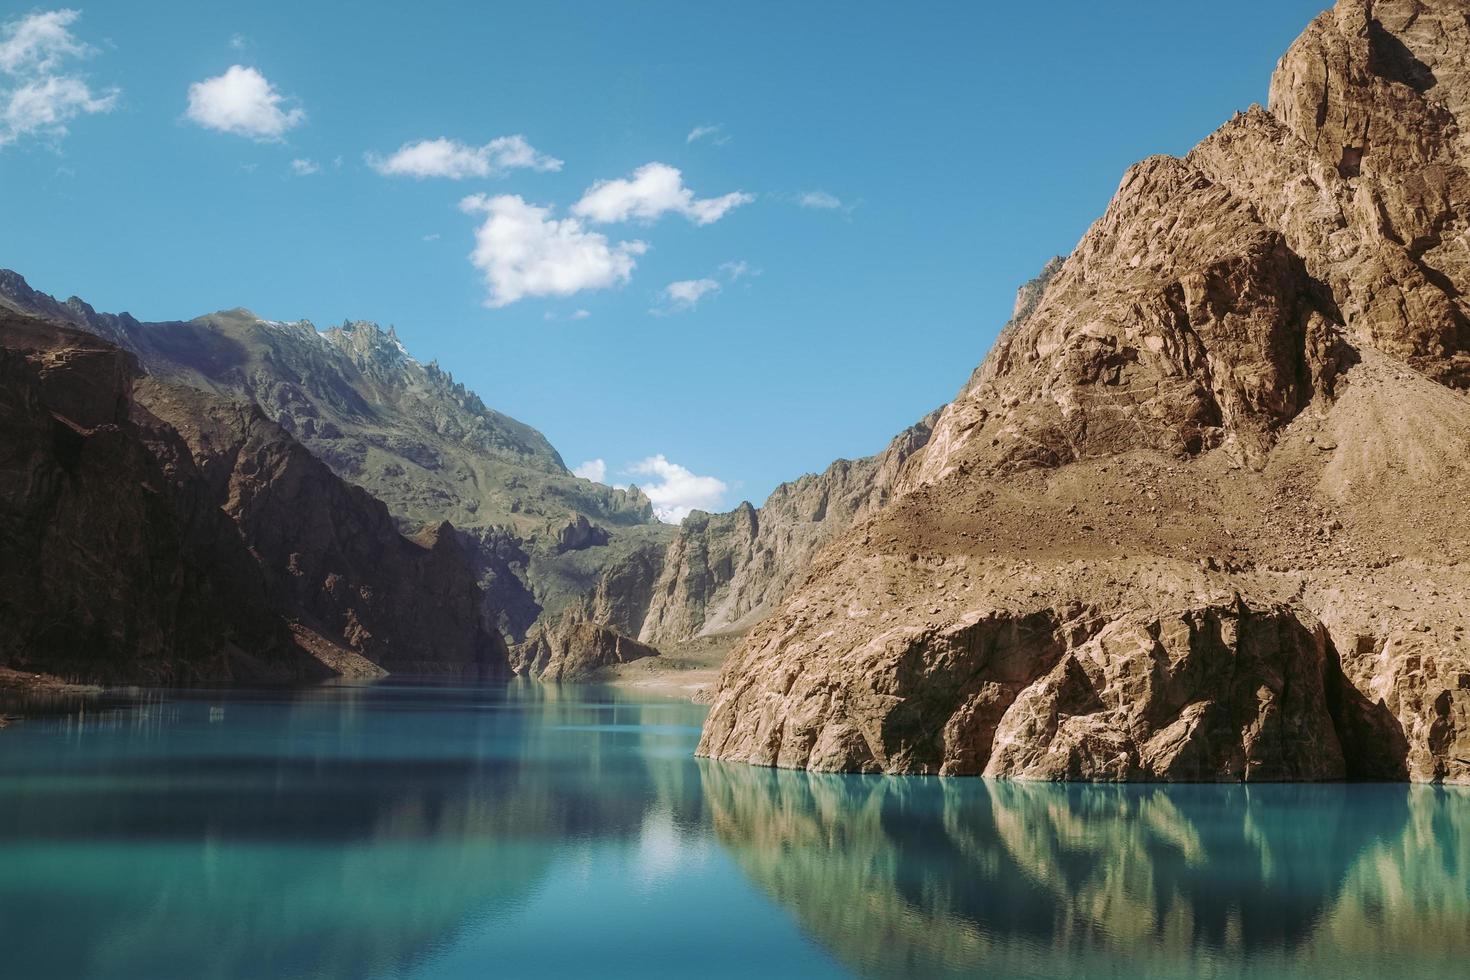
(0, 270, 918, 680)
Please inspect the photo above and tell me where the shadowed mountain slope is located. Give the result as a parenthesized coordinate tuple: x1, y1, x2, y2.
(0, 311, 506, 682)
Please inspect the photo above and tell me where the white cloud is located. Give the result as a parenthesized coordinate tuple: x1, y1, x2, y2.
(718, 259, 756, 281)
(628, 455, 728, 523)
(797, 190, 844, 210)
(572, 162, 752, 226)
(654, 278, 720, 315)
(459, 193, 647, 308)
(0, 9, 116, 149)
(367, 134, 561, 180)
(572, 459, 607, 482)
(289, 157, 319, 175)
(569, 308, 590, 320)
(1, 10, 84, 74)
(186, 65, 304, 141)
(686, 123, 726, 145)
(652, 260, 756, 315)
(228, 33, 248, 51)
(421, 232, 441, 242)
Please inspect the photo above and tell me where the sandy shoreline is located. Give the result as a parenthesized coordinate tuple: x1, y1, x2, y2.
(0, 635, 739, 720)
(596, 633, 737, 703)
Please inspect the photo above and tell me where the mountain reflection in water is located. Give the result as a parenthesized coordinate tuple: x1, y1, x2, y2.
(698, 762, 1470, 979)
(0, 682, 1465, 980)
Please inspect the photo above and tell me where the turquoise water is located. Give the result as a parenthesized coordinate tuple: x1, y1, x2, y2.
(0, 682, 1466, 980)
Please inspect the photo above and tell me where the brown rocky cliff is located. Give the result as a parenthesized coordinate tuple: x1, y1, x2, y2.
(1255, 0, 1470, 384)
(0, 315, 301, 682)
(907, 155, 1353, 489)
(512, 609, 659, 682)
(699, 0, 1470, 783)
(638, 413, 937, 647)
(138, 382, 507, 677)
(0, 313, 508, 682)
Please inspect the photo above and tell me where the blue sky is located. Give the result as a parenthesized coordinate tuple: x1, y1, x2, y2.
(0, 1, 1331, 515)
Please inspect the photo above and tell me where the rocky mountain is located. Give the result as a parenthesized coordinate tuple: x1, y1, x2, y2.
(699, 0, 1470, 783)
(0, 271, 960, 684)
(638, 414, 939, 646)
(511, 609, 662, 682)
(0, 273, 673, 656)
(0, 311, 506, 683)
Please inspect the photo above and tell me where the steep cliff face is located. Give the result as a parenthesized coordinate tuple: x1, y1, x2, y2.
(0, 316, 297, 683)
(906, 155, 1353, 490)
(138, 382, 506, 677)
(1245, 0, 1470, 385)
(700, 0, 1470, 783)
(511, 610, 660, 682)
(639, 414, 937, 646)
(0, 281, 673, 646)
(0, 312, 507, 682)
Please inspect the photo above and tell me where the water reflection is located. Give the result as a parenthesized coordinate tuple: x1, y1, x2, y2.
(0, 682, 711, 980)
(698, 763, 1470, 979)
(3, 683, 1467, 980)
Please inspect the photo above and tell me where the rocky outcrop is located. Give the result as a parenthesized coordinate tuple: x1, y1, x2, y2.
(1203, 0, 1470, 387)
(512, 610, 659, 681)
(639, 413, 937, 646)
(140, 382, 506, 677)
(0, 312, 507, 682)
(0, 316, 301, 683)
(700, 0, 1470, 783)
(552, 513, 610, 553)
(697, 560, 1397, 780)
(906, 154, 1353, 489)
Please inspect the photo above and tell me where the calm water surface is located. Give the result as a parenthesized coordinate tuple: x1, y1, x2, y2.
(0, 681, 1466, 980)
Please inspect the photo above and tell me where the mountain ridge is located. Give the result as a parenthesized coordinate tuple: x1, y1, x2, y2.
(0, 269, 969, 683)
(0, 272, 670, 650)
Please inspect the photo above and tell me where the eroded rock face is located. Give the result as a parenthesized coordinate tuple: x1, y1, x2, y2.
(139, 382, 506, 677)
(552, 513, 609, 553)
(907, 155, 1353, 489)
(639, 414, 937, 646)
(1246, 0, 1470, 385)
(511, 611, 659, 681)
(0, 312, 508, 682)
(700, 578, 1372, 780)
(700, 0, 1470, 782)
(0, 316, 300, 683)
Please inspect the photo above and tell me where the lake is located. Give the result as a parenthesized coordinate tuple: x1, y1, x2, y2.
(0, 681, 1465, 979)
